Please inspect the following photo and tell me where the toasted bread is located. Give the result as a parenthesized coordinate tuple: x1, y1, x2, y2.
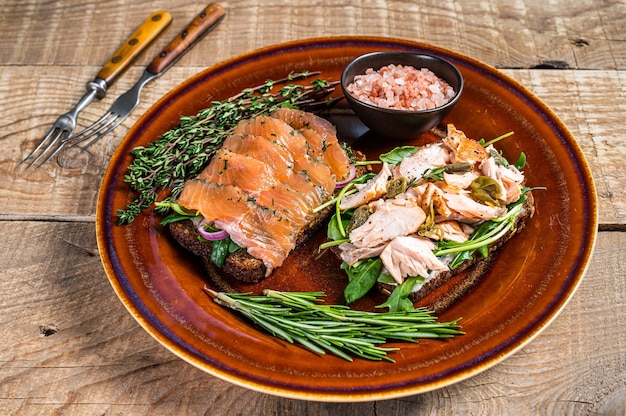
(167, 199, 336, 283)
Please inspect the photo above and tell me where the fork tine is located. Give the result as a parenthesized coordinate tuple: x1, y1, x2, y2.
(76, 116, 125, 151)
(25, 130, 68, 169)
(68, 113, 118, 148)
(32, 140, 67, 169)
(19, 126, 61, 167)
(28, 129, 71, 169)
(71, 111, 113, 139)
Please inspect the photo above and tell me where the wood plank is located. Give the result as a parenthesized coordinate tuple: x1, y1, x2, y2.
(0, 222, 623, 414)
(1, 67, 623, 225)
(1, 0, 624, 70)
(502, 69, 626, 227)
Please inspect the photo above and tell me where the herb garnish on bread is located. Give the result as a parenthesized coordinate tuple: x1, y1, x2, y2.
(323, 124, 536, 312)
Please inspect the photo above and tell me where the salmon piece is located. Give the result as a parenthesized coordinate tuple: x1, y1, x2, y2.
(394, 142, 451, 181)
(177, 179, 249, 222)
(379, 236, 449, 284)
(215, 206, 296, 275)
(222, 133, 294, 180)
(234, 115, 334, 190)
(339, 162, 393, 209)
(337, 242, 386, 266)
(177, 110, 354, 275)
(199, 148, 278, 195)
(234, 115, 309, 157)
(419, 182, 454, 218)
(349, 197, 426, 249)
(272, 108, 352, 181)
(256, 181, 318, 230)
(443, 192, 507, 222)
(272, 107, 337, 138)
(432, 220, 470, 243)
(443, 124, 489, 164)
(293, 154, 335, 195)
(443, 171, 479, 190)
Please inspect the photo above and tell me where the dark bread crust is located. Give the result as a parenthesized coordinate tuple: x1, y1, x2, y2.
(167, 201, 335, 283)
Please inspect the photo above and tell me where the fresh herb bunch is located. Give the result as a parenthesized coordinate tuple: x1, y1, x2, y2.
(206, 289, 463, 362)
(117, 71, 339, 225)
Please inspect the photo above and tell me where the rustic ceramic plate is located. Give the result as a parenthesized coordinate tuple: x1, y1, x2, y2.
(97, 37, 597, 401)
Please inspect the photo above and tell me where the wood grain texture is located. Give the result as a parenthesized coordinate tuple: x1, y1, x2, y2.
(1, 0, 624, 69)
(1, 0, 625, 414)
(0, 222, 623, 415)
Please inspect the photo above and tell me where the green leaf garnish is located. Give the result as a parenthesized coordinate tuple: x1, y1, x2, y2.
(379, 146, 419, 164)
(342, 258, 383, 304)
(376, 276, 425, 312)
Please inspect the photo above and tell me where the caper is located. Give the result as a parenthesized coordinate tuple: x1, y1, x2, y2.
(386, 177, 408, 199)
(470, 176, 503, 206)
(346, 205, 372, 234)
(445, 162, 473, 174)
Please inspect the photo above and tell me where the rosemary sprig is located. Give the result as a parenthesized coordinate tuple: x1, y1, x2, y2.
(205, 288, 463, 362)
(117, 71, 339, 225)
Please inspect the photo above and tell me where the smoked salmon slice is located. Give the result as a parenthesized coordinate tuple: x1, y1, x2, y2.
(272, 107, 352, 181)
(200, 148, 278, 196)
(176, 108, 352, 275)
(177, 180, 249, 222)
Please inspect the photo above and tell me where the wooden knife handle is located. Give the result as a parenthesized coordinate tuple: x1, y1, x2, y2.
(147, 3, 226, 75)
(96, 10, 172, 86)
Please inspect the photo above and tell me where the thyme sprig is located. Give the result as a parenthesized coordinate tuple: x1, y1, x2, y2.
(205, 288, 463, 362)
(117, 71, 339, 225)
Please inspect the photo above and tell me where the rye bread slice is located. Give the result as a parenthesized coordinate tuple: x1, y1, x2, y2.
(167, 200, 335, 283)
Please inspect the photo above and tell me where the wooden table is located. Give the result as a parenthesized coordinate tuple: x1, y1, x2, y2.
(1, 1, 624, 414)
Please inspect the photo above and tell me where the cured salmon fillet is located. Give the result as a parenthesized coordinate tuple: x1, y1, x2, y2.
(272, 108, 352, 181)
(176, 108, 352, 275)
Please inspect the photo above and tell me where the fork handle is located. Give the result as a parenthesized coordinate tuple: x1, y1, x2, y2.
(96, 10, 173, 87)
(147, 4, 227, 75)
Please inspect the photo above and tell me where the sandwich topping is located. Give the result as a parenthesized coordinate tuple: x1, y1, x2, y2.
(325, 124, 531, 307)
(176, 108, 352, 276)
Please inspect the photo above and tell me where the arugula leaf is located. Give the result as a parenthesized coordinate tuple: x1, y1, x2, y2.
(155, 201, 199, 225)
(379, 146, 419, 164)
(376, 273, 396, 284)
(376, 276, 425, 312)
(514, 152, 527, 169)
(160, 212, 197, 226)
(342, 258, 383, 304)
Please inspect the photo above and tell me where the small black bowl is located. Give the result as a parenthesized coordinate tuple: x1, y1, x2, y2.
(341, 52, 463, 141)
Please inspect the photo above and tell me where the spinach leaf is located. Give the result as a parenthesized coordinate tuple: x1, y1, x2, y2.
(210, 237, 242, 268)
(376, 276, 424, 312)
(342, 258, 383, 304)
(379, 146, 419, 164)
(327, 210, 353, 241)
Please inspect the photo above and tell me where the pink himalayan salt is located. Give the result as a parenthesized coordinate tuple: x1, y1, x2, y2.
(347, 64, 456, 111)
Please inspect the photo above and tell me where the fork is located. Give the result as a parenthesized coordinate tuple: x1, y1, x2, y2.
(20, 10, 172, 169)
(66, 3, 227, 153)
